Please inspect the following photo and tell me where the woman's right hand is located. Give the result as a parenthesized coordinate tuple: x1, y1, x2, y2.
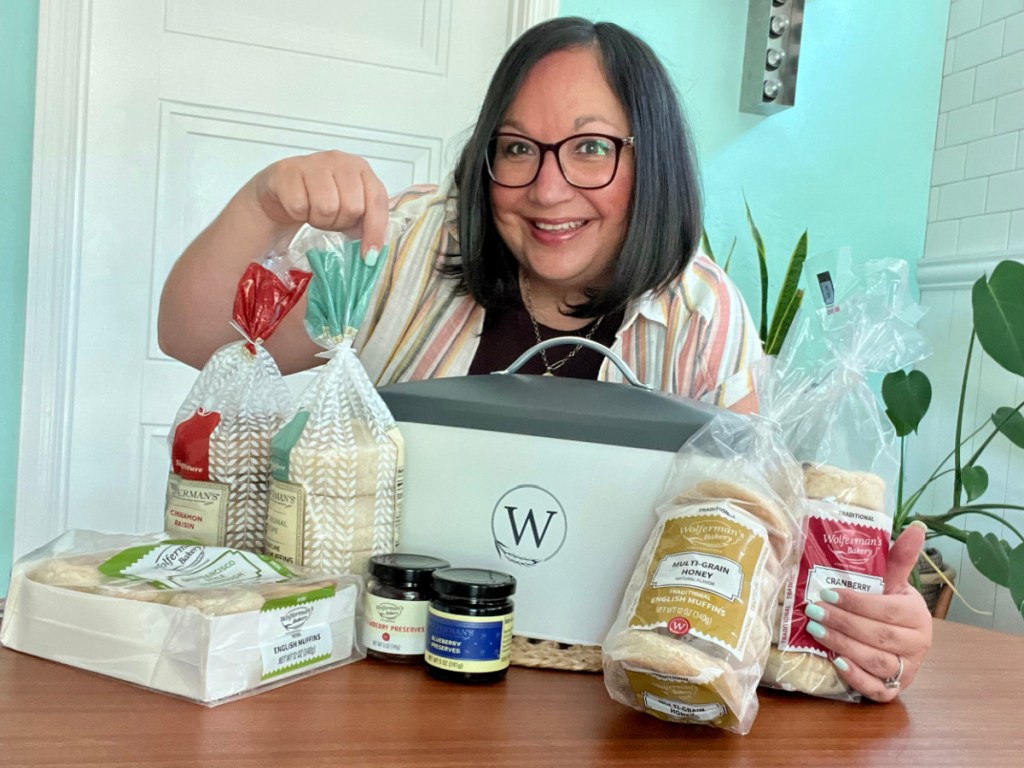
(160, 150, 388, 372)
(242, 150, 391, 259)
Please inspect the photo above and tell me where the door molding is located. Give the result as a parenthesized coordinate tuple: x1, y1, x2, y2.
(16, 1, 559, 558)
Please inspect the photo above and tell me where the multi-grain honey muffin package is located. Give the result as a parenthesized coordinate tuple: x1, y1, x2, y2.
(758, 250, 931, 701)
(264, 229, 402, 578)
(165, 255, 311, 551)
(602, 411, 803, 734)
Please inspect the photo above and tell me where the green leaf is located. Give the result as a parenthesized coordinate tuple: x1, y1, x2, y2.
(972, 260, 1024, 377)
(966, 531, 1012, 587)
(1009, 544, 1024, 619)
(882, 370, 932, 436)
(961, 465, 989, 502)
(993, 407, 1024, 449)
(744, 197, 769, 343)
(722, 236, 737, 275)
(765, 289, 803, 356)
(700, 229, 714, 263)
(766, 231, 808, 351)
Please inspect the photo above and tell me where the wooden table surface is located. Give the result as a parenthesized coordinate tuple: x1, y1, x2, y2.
(0, 619, 1020, 767)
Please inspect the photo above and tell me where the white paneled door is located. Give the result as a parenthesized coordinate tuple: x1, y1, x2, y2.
(17, 0, 557, 556)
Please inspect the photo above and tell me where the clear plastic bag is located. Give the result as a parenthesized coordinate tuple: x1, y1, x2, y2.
(264, 227, 403, 577)
(759, 250, 931, 701)
(165, 256, 310, 550)
(0, 530, 364, 706)
(602, 412, 802, 734)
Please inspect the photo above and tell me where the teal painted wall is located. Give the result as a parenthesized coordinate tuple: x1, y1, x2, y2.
(560, 0, 948, 313)
(0, 0, 38, 596)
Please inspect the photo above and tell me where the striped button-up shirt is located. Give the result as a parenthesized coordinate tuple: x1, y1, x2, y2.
(352, 180, 762, 412)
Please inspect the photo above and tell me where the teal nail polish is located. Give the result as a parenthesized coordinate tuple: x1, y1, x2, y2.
(364, 247, 379, 267)
(833, 657, 849, 672)
(805, 604, 826, 621)
(820, 589, 840, 604)
(806, 620, 826, 639)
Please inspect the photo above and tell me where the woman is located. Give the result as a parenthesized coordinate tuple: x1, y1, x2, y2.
(159, 17, 931, 702)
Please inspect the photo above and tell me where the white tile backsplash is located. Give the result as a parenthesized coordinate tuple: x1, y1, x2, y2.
(1019, 128, 1024, 165)
(981, 0, 1024, 25)
(1006, 11, 1024, 53)
(937, 177, 989, 219)
(965, 132, 1020, 177)
(1009, 210, 1024, 246)
(994, 89, 1024, 132)
(987, 168, 1024, 210)
(925, 220, 961, 258)
(957, 212, 1011, 253)
(953, 21, 1006, 70)
(945, 99, 997, 144)
(951, 0, 984, 37)
(973, 51, 1024, 99)
(941, 68, 977, 112)
(934, 145, 970, 184)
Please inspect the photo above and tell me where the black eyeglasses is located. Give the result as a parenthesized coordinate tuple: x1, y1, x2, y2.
(486, 132, 635, 190)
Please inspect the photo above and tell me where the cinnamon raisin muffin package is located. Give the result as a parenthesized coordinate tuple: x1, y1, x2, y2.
(602, 412, 802, 734)
(165, 254, 311, 551)
(264, 228, 403, 577)
(759, 251, 931, 701)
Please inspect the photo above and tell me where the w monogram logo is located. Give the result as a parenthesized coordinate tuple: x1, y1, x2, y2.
(491, 485, 567, 567)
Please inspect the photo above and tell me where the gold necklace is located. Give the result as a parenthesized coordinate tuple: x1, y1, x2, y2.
(521, 273, 604, 376)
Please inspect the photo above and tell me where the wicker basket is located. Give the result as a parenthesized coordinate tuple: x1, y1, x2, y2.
(510, 636, 603, 672)
(917, 547, 957, 617)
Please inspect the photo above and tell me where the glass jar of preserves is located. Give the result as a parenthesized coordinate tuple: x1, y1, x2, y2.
(363, 553, 450, 662)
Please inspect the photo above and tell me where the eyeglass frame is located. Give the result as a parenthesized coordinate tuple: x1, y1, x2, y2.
(485, 131, 635, 190)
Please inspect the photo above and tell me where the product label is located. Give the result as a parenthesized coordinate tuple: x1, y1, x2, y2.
(363, 594, 429, 656)
(779, 499, 891, 654)
(624, 668, 735, 728)
(164, 474, 228, 546)
(424, 608, 513, 674)
(259, 585, 336, 680)
(98, 542, 294, 590)
(629, 503, 769, 660)
(265, 478, 306, 566)
(270, 410, 310, 481)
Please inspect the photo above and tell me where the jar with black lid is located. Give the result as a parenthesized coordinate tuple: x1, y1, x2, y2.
(363, 553, 450, 663)
(425, 568, 516, 684)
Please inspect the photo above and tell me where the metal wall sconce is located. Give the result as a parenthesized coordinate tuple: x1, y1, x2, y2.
(740, 0, 805, 115)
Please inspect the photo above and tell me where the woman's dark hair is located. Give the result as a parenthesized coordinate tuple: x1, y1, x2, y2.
(444, 16, 703, 318)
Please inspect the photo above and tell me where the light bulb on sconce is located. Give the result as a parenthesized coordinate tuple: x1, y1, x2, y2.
(769, 15, 790, 36)
(762, 79, 782, 100)
(766, 48, 785, 70)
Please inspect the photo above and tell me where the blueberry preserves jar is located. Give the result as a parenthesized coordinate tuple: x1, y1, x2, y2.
(425, 568, 516, 683)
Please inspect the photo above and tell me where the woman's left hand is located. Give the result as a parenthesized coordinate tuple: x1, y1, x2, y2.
(803, 521, 933, 702)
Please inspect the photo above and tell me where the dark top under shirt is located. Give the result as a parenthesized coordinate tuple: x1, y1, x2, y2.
(468, 304, 626, 379)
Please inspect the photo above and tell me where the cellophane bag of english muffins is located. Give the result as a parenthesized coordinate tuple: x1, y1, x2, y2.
(263, 229, 403, 577)
(165, 254, 311, 550)
(759, 250, 931, 701)
(602, 411, 802, 734)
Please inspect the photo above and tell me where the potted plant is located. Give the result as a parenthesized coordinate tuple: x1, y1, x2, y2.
(702, 200, 808, 354)
(882, 259, 1024, 621)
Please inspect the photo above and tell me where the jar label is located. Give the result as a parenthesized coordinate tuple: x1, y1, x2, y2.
(363, 594, 429, 656)
(424, 608, 513, 673)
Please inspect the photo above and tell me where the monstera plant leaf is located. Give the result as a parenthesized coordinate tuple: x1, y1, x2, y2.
(883, 369, 932, 437)
(993, 407, 1024, 449)
(973, 260, 1024, 378)
(966, 531, 1013, 588)
(960, 466, 989, 502)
